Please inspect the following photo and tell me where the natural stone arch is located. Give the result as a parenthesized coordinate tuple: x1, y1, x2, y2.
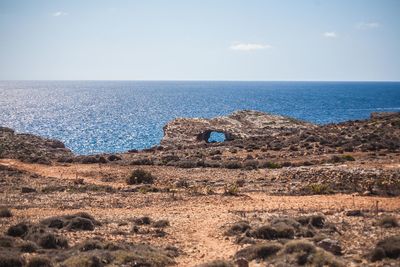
(196, 130, 233, 143)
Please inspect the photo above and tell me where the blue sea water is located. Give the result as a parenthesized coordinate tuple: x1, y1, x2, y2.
(0, 81, 400, 155)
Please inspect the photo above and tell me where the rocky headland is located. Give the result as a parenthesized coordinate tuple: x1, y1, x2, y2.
(0, 110, 399, 266)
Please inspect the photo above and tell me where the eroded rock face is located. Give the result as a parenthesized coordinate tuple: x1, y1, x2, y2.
(161, 110, 315, 148)
(0, 127, 73, 163)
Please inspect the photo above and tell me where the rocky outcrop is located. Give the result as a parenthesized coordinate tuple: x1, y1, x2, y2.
(0, 127, 73, 163)
(160, 110, 400, 153)
(161, 110, 315, 147)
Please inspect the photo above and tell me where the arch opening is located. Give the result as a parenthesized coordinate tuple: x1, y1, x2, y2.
(196, 130, 233, 143)
(207, 131, 227, 143)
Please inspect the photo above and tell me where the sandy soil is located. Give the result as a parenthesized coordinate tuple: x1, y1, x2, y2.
(1, 159, 399, 266)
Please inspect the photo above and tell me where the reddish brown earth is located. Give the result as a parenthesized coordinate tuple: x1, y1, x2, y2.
(1, 159, 399, 266)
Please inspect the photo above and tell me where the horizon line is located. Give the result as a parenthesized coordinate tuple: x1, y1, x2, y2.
(1, 79, 400, 83)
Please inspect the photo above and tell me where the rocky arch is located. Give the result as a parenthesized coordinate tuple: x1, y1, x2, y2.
(161, 110, 316, 148)
(196, 130, 234, 143)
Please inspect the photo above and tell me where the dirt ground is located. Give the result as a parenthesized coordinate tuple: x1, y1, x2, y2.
(1, 159, 399, 266)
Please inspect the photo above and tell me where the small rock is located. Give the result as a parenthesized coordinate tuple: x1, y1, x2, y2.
(362, 191, 372, 196)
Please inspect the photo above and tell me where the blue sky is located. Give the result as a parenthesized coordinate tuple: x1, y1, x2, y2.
(0, 0, 399, 81)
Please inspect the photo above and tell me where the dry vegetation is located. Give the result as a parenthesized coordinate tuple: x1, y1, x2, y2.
(1, 112, 400, 266)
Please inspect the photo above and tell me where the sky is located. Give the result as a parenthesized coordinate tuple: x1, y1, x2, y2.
(0, 0, 399, 81)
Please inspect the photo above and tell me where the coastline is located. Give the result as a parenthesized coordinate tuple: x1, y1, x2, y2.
(0, 110, 399, 266)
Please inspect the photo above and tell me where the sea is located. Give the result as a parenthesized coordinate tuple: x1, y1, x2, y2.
(0, 81, 399, 155)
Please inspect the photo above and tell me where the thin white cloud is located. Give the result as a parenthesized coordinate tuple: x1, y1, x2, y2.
(357, 22, 380, 29)
(52, 11, 68, 17)
(230, 43, 272, 51)
(323, 32, 337, 38)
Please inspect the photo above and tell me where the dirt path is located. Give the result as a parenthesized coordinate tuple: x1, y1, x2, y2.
(0, 159, 127, 187)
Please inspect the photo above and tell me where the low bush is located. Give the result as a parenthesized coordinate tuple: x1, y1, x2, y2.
(378, 215, 399, 228)
(66, 217, 95, 231)
(345, 210, 364, 217)
(133, 216, 152, 225)
(153, 220, 170, 228)
(21, 187, 37, 193)
(305, 183, 333, 195)
(223, 184, 239, 196)
(284, 240, 317, 265)
(130, 158, 153, 165)
(7, 222, 29, 237)
(0, 253, 25, 267)
(341, 154, 355, 161)
(224, 161, 242, 169)
(251, 223, 295, 240)
(284, 240, 316, 254)
(178, 159, 202, 168)
(107, 154, 121, 161)
(296, 214, 325, 228)
(79, 239, 104, 251)
(38, 233, 68, 249)
(371, 235, 400, 261)
(19, 241, 38, 253)
(41, 212, 100, 231)
(235, 242, 282, 260)
(27, 256, 53, 267)
(175, 179, 190, 188)
(260, 161, 281, 169)
(225, 221, 251, 236)
(0, 208, 12, 218)
(243, 160, 259, 169)
(329, 155, 344, 163)
(196, 260, 234, 267)
(126, 169, 154, 185)
(235, 178, 246, 187)
(0, 236, 14, 247)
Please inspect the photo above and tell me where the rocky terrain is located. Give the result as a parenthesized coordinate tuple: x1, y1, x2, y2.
(0, 110, 399, 266)
(161, 110, 315, 147)
(0, 127, 73, 164)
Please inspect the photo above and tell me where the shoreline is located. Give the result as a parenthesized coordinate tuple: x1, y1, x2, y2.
(0, 110, 399, 266)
